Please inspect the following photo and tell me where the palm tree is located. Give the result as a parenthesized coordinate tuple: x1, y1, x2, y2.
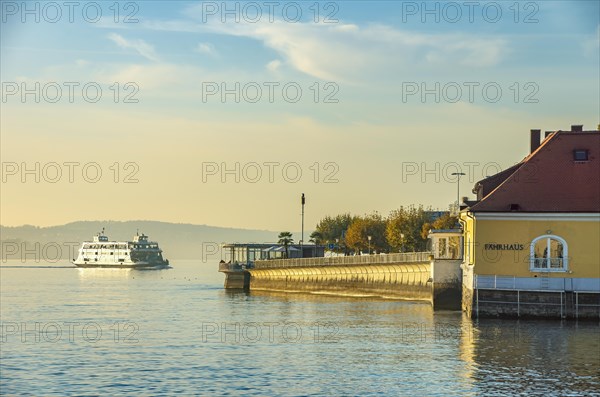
(309, 231, 323, 257)
(309, 231, 323, 245)
(277, 232, 294, 259)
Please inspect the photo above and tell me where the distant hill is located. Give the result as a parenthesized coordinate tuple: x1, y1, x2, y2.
(0, 221, 292, 260)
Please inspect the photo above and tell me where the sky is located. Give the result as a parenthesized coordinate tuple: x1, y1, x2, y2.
(1, 0, 599, 232)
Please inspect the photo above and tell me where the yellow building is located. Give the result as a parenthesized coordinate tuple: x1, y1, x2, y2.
(460, 125, 600, 319)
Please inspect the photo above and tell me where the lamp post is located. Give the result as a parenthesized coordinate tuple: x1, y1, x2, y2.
(451, 172, 466, 213)
(368, 235, 372, 255)
(400, 233, 404, 253)
(301, 193, 305, 248)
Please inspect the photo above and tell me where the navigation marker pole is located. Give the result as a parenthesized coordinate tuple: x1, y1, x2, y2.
(301, 193, 305, 249)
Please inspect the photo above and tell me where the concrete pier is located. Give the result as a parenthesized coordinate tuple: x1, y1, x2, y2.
(219, 253, 463, 310)
(249, 262, 432, 301)
(219, 262, 250, 289)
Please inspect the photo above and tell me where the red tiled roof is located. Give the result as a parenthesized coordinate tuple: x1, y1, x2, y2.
(470, 131, 600, 212)
(473, 162, 523, 200)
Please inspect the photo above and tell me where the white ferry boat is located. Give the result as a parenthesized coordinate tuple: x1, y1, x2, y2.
(73, 230, 170, 269)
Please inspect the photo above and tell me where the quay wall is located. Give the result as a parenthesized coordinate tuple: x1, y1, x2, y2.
(244, 253, 463, 309)
(221, 256, 599, 319)
(219, 263, 250, 289)
(219, 253, 463, 309)
(471, 289, 600, 319)
(431, 260, 463, 310)
(461, 266, 600, 319)
(248, 263, 433, 302)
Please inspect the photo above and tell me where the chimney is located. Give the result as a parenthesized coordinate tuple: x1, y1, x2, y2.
(530, 129, 541, 153)
(545, 131, 554, 139)
(571, 125, 583, 132)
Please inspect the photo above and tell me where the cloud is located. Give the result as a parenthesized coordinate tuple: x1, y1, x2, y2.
(423, 38, 507, 67)
(142, 11, 508, 83)
(108, 33, 159, 62)
(266, 59, 281, 72)
(217, 22, 505, 82)
(195, 42, 217, 56)
(97, 63, 202, 90)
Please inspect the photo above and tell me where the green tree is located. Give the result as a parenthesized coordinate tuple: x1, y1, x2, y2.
(277, 231, 294, 258)
(386, 205, 430, 252)
(420, 212, 459, 240)
(345, 212, 389, 254)
(315, 213, 356, 252)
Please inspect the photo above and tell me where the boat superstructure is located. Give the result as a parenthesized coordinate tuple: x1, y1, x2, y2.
(73, 230, 170, 269)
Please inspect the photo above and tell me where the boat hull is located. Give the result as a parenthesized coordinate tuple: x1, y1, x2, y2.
(72, 261, 170, 269)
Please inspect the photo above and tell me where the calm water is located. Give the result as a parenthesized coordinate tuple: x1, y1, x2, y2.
(1, 260, 599, 396)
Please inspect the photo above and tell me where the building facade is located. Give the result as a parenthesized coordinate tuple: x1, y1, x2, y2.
(460, 125, 600, 319)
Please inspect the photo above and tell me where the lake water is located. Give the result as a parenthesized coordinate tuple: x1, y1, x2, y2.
(1, 260, 599, 396)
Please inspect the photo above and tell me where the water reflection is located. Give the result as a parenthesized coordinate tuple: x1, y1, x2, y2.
(463, 319, 600, 395)
(76, 266, 174, 282)
(1, 261, 598, 396)
(77, 267, 133, 281)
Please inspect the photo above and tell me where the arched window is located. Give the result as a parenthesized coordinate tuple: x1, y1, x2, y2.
(530, 235, 568, 272)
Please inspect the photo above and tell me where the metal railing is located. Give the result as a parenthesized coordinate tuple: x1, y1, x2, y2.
(218, 262, 244, 272)
(575, 291, 600, 319)
(253, 252, 432, 269)
(475, 275, 600, 292)
(476, 289, 566, 318)
(532, 257, 564, 270)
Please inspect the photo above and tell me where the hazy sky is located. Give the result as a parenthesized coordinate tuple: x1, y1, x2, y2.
(1, 1, 598, 231)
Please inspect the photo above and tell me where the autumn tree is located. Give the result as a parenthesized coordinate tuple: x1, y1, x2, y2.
(386, 205, 431, 252)
(345, 212, 389, 254)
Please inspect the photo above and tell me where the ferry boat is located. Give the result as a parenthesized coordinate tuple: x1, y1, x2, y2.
(73, 230, 170, 269)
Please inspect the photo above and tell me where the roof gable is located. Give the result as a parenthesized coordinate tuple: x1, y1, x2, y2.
(470, 131, 600, 212)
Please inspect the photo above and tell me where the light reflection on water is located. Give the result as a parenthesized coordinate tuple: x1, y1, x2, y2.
(1, 260, 599, 396)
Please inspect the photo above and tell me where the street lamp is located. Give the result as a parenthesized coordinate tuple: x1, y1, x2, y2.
(400, 233, 405, 253)
(367, 235, 372, 255)
(451, 172, 466, 213)
(301, 193, 305, 248)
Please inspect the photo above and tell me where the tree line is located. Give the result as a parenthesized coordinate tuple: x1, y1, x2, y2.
(308, 205, 458, 254)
